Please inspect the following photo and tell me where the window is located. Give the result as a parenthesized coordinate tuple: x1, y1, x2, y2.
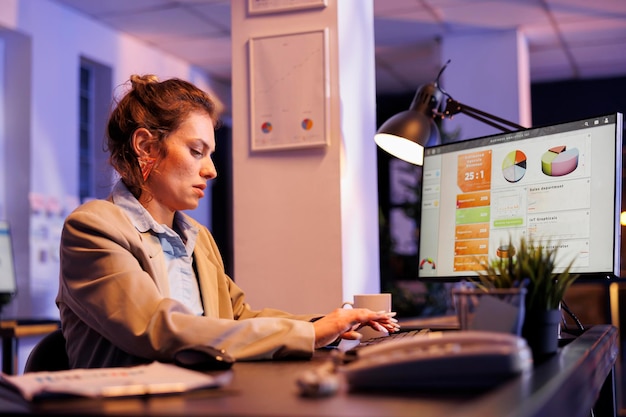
(78, 58, 113, 201)
(79, 64, 94, 202)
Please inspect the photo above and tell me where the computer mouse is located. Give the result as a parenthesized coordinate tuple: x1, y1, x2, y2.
(173, 345, 235, 371)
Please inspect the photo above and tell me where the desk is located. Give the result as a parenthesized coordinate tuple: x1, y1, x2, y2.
(0, 325, 618, 417)
(0, 320, 60, 375)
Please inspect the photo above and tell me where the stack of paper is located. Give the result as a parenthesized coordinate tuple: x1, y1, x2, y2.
(1, 361, 232, 401)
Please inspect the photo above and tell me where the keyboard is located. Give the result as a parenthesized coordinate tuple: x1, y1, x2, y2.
(341, 329, 533, 390)
(341, 329, 430, 362)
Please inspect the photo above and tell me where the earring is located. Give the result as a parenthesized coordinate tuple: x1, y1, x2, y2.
(138, 157, 156, 182)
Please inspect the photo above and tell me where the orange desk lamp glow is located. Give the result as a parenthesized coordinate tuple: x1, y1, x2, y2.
(374, 60, 525, 166)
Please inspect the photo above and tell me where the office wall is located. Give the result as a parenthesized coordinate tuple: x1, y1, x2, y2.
(0, 0, 222, 320)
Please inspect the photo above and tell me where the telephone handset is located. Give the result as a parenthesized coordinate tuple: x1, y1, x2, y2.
(342, 330, 532, 390)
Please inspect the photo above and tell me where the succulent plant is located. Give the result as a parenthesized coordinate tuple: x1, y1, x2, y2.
(475, 236, 579, 311)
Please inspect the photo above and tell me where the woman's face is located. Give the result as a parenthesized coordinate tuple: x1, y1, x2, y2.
(144, 111, 216, 223)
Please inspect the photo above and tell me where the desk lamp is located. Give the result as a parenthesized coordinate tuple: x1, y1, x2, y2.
(375, 60, 525, 166)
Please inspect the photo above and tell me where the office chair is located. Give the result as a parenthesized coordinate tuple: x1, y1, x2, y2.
(23, 328, 69, 373)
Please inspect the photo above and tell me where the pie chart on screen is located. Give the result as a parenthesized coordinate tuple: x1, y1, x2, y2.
(502, 150, 527, 183)
(541, 146, 579, 176)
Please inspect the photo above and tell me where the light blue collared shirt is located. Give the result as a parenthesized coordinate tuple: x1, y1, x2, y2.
(111, 181, 204, 315)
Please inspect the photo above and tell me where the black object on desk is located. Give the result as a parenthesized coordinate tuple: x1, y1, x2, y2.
(173, 345, 235, 371)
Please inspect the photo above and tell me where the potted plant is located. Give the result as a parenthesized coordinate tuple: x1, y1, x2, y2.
(475, 236, 579, 359)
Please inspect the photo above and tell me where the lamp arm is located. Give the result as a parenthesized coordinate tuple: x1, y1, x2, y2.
(442, 98, 525, 132)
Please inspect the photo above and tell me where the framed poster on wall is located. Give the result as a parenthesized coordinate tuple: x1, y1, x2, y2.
(248, 0, 327, 15)
(248, 29, 330, 152)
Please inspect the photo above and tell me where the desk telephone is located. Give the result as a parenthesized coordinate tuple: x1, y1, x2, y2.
(342, 330, 532, 390)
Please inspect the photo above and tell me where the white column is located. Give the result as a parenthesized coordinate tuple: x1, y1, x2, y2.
(230, 0, 379, 313)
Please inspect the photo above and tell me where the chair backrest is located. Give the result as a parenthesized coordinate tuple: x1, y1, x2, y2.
(24, 328, 69, 373)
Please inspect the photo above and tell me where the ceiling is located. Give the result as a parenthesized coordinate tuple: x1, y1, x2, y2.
(51, 0, 626, 95)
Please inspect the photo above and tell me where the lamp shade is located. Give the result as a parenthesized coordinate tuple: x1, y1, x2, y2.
(375, 82, 443, 166)
(375, 112, 440, 166)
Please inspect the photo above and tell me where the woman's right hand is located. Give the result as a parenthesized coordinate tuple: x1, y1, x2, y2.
(312, 308, 399, 349)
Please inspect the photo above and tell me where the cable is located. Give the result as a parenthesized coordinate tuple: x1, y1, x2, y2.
(561, 299, 585, 334)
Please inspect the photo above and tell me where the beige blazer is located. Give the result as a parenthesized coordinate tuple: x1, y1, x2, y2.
(56, 198, 318, 368)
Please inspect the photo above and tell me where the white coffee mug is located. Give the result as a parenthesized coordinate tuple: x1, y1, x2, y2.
(342, 293, 392, 340)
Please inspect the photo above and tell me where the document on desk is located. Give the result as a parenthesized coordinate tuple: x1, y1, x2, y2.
(0, 361, 232, 401)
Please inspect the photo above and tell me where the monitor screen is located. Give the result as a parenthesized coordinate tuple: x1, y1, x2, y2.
(0, 221, 17, 298)
(418, 113, 623, 281)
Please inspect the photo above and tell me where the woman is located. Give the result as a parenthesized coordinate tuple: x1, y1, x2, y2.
(56, 74, 398, 369)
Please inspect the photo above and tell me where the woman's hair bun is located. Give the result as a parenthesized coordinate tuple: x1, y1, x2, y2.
(129, 74, 159, 88)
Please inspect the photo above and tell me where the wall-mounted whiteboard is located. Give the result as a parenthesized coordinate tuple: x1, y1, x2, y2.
(248, 29, 329, 152)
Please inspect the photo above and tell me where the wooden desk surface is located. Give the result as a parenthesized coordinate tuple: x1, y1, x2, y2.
(0, 325, 618, 417)
(0, 320, 60, 338)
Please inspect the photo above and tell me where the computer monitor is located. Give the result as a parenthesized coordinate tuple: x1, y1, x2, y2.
(418, 113, 623, 281)
(0, 221, 17, 309)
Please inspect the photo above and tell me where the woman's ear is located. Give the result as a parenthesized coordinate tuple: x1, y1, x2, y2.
(131, 128, 156, 157)
(132, 128, 158, 182)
